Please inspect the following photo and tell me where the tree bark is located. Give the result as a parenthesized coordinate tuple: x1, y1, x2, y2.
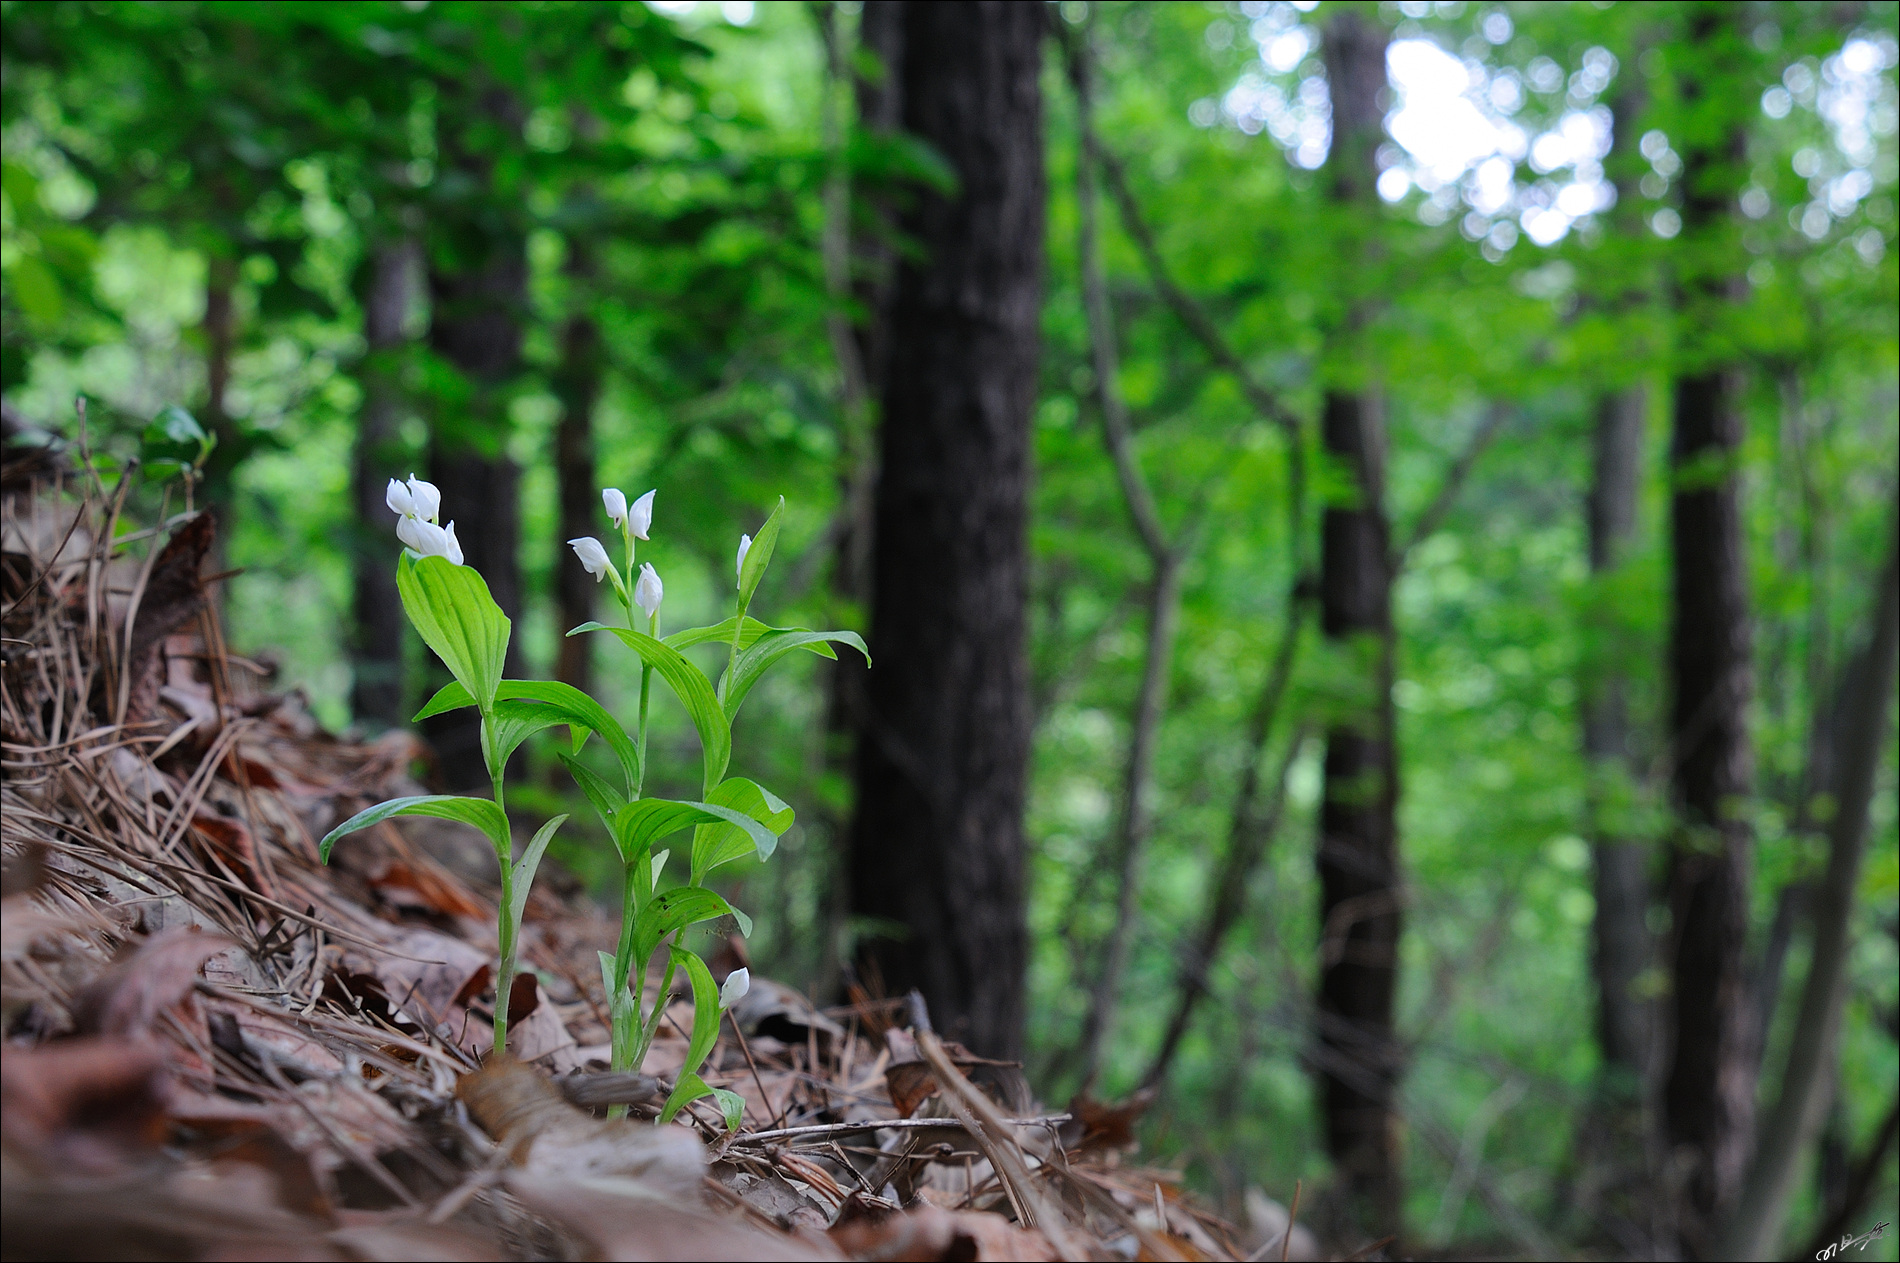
(1660, 16, 1757, 1249)
(1585, 384, 1651, 1081)
(1314, 8, 1402, 1241)
(552, 240, 602, 699)
(1713, 502, 1898, 1260)
(846, 0, 1043, 1059)
(350, 239, 418, 729)
(424, 90, 528, 790)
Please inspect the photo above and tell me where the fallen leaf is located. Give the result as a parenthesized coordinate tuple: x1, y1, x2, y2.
(830, 1204, 1061, 1262)
(70, 927, 231, 1039)
(457, 1056, 703, 1191)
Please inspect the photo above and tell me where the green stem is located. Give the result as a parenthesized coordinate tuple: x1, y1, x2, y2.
(632, 951, 679, 1072)
(634, 607, 656, 798)
(607, 862, 643, 1119)
(490, 764, 512, 1057)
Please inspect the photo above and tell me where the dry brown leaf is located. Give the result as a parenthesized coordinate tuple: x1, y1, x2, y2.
(458, 1055, 703, 1191)
(506, 1168, 839, 1262)
(830, 1204, 1061, 1262)
(886, 1060, 938, 1119)
(69, 925, 232, 1039)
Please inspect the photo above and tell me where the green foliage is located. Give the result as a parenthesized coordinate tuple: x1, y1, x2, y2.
(4, 0, 1895, 1250)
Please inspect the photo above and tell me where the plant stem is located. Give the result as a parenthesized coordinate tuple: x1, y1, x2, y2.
(490, 764, 513, 1056)
(635, 610, 656, 799)
(632, 952, 679, 1072)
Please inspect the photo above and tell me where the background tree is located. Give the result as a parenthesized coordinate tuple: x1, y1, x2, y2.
(846, 0, 1045, 1059)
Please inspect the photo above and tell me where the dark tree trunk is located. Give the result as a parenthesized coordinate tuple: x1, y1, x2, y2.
(1585, 384, 1651, 1081)
(1662, 17, 1756, 1248)
(1314, 9, 1401, 1242)
(552, 243, 602, 698)
(350, 239, 418, 729)
(846, 0, 1043, 1060)
(424, 127, 527, 790)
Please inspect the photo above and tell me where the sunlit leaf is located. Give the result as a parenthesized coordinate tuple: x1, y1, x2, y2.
(398, 554, 509, 712)
(737, 495, 784, 609)
(657, 949, 723, 1124)
(569, 622, 729, 791)
(721, 628, 869, 722)
(320, 794, 508, 863)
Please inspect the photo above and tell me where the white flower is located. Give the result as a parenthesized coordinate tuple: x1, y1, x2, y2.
(719, 967, 750, 1012)
(386, 477, 416, 518)
(405, 475, 441, 523)
(398, 515, 463, 565)
(602, 487, 628, 531)
(634, 563, 664, 620)
(735, 533, 752, 587)
(627, 489, 655, 540)
(569, 536, 612, 582)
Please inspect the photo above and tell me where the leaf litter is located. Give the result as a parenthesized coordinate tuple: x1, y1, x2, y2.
(1, 436, 1250, 1260)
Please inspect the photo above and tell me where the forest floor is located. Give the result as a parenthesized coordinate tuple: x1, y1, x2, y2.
(0, 450, 1283, 1260)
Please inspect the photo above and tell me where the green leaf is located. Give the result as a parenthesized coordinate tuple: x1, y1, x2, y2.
(659, 1071, 715, 1127)
(142, 404, 210, 457)
(484, 700, 570, 778)
(632, 886, 742, 964)
(690, 777, 794, 881)
(398, 554, 510, 712)
(320, 795, 508, 864)
(612, 797, 776, 870)
(711, 1087, 746, 1132)
(413, 680, 476, 720)
(507, 815, 566, 930)
(556, 752, 629, 833)
(422, 679, 642, 794)
(570, 623, 729, 791)
(662, 615, 777, 653)
(737, 496, 785, 609)
(657, 949, 723, 1124)
(722, 628, 870, 722)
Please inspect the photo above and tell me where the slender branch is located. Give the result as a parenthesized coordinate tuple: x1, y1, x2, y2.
(1715, 493, 1900, 1260)
(1392, 400, 1511, 569)
(1092, 144, 1300, 437)
(1066, 23, 1187, 1087)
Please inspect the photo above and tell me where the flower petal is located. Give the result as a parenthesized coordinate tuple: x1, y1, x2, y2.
(628, 489, 656, 541)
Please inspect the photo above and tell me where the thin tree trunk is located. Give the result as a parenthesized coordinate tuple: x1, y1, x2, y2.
(1315, 8, 1402, 1241)
(1714, 502, 1898, 1260)
(424, 90, 528, 790)
(1585, 384, 1651, 1081)
(1067, 25, 1186, 1088)
(1063, 86, 1313, 1096)
(1661, 17, 1757, 1248)
(351, 238, 419, 728)
(846, 0, 1043, 1059)
(552, 241, 602, 698)
(814, 0, 897, 995)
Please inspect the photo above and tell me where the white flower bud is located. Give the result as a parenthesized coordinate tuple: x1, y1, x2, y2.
(627, 489, 655, 541)
(634, 563, 664, 620)
(603, 487, 628, 531)
(719, 967, 750, 1012)
(398, 515, 462, 565)
(569, 536, 612, 581)
(405, 475, 442, 523)
(736, 533, 752, 587)
(386, 477, 416, 518)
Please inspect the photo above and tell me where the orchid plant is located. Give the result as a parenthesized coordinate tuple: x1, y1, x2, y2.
(320, 475, 865, 1130)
